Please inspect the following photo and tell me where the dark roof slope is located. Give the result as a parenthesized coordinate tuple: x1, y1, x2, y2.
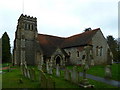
(37, 28, 100, 56)
(37, 34, 65, 56)
(61, 28, 100, 48)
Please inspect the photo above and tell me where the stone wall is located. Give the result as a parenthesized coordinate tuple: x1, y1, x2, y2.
(92, 30, 110, 65)
(64, 47, 85, 65)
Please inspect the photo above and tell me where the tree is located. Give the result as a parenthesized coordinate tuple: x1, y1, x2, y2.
(107, 35, 118, 62)
(2, 32, 11, 63)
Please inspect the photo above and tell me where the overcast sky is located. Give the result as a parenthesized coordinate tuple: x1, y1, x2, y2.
(0, 0, 119, 47)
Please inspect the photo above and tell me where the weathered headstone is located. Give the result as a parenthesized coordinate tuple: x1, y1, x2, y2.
(27, 69, 30, 79)
(31, 68, 36, 81)
(46, 61, 49, 74)
(64, 68, 69, 80)
(42, 64, 47, 73)
(41, 72, 47, 88)
(38, 70, 43, 84)
(47, 76, 55, 88)
(71, 66, 79, 84)
(105, 65, 112, 79)
(56, 64, 60, 77)
(49, 65, 53, 75)
(24, 67, 27, 77)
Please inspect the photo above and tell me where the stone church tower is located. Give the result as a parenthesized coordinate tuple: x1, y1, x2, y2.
(13, 14, 38, 65)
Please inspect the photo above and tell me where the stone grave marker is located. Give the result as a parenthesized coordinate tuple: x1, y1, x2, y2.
(46, 61, 49, 74)
(56, 64, 60, 77)
(41, 72, 47, 88)
(71, 66, 79, 83)
(38, 70, 43, 84)
(27, 69, 30, 79)
(105, 65, 112, 79)
(47, 76, 55, 88)
(64, 68, 68, 80)
(42, 64, 47, 73)
(24, 67, 27, 77)
(31, 68, 36, 81)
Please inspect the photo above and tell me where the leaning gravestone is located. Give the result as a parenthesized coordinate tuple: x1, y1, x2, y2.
(41, 71, 47, 88)
(105, 65, 112, 79)
(56, 64, 60, 77)
(24, 67, 27, 77)
(27, 69, 30, 79)
(47, 76, 55, 88)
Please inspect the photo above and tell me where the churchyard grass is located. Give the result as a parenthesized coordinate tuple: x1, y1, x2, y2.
(2, 63, 118, 88)
(2, 65, 81, 88)
(67, 63, 120, 81)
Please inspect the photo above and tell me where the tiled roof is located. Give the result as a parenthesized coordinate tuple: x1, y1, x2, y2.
(61, 28, 100, 48)
(37, 28, 100, 56)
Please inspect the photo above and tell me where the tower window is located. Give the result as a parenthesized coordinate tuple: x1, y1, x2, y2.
(25, 24, 27, 30)
(28, 24, 30, 30)
(31, 25, 34, 30)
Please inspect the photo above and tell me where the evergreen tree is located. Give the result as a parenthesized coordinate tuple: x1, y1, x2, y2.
(2, 32, 11, 63)
(107, 35, 118, 62)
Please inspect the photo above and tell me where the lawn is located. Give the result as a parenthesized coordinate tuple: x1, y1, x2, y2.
(2, 66, 80, 88)
(67, 63, 120, 81)
(2, 65, 117, 88)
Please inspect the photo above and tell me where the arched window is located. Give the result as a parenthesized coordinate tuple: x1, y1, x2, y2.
(28, 24, 30, 30)
(77, 51, 79, 57)
(100, 46, 103, 56)
(96, 46, 98, 56)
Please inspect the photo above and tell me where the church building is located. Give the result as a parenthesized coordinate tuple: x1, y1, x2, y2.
(13, 14, 113, 66)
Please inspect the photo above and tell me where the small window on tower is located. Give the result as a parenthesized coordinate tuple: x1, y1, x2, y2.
(31, 25, 34, 30)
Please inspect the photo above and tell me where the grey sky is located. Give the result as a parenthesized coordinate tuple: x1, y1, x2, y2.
(0, 0, 118, 48)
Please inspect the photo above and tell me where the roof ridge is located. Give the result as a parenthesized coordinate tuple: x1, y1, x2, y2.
(67, 28, 100, 38)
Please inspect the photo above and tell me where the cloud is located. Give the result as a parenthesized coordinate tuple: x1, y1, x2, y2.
(0, 0, 118, 47)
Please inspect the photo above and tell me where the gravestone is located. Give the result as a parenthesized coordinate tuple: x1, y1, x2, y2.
(31, 68, 36, 81)
(38, 70, 43, 84)
(46, 61, 49, 74)
(49, 65, 53, 75)
(24, 67, 27, 77)
(56, 64, 60, 77)
(24, 60, 27, 69)
(91, 60, 94, 66)
(27, 69, 30, 79)
(47, 76, 55, 88)
(42, 64, 47, 73)
(71, 66, 79, 84)
(68, 70, 71, 81)
(38, 63, 42, 70)
(41, 72, 47, 88)
(64, 68, 71, 81)
(105, 65, 112, 79)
